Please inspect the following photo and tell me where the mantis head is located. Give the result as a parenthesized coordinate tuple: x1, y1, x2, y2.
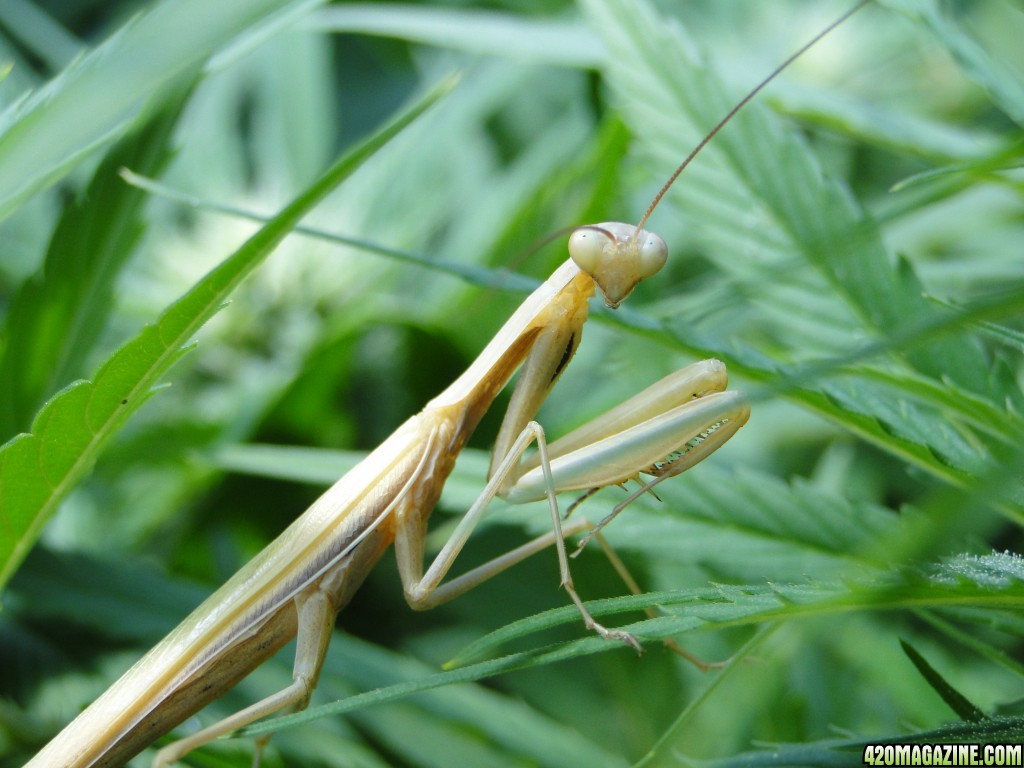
(568, 222, 667, 308)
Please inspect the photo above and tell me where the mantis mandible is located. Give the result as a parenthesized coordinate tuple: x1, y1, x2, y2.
(25, 4, 865, 767)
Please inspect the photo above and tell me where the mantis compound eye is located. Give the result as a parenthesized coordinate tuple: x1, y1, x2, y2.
(567, 226, 610, 276)
(637, 231, 668, 280)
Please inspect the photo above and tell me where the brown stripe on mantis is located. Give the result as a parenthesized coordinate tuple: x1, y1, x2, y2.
(25, 3, 868, 766)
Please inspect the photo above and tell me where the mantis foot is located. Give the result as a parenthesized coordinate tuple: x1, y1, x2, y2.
(591, 621, 643, 654)
(561, 576, 643, 654)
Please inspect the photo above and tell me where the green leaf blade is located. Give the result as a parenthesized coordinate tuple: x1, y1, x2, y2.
(0, 0, 322, 220)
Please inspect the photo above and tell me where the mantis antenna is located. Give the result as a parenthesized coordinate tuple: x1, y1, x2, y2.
(635, 0, 870, 233)
(566, 1, 868, 309)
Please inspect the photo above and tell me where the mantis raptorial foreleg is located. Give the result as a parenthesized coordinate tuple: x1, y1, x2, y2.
(397, 416, 640, 648)
(399, 358, 747, 650)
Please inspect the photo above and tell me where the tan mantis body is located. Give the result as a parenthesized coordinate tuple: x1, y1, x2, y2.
(27, 233, 746, 768)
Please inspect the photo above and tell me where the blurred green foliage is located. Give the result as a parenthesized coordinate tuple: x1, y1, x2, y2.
(0, 0, 1022, 766)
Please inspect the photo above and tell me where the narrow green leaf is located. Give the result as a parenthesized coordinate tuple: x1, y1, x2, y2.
(447, 553, 1024, 666)
(899, 638, 987, 722)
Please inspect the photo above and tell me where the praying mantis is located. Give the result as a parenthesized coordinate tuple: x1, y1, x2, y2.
(22, 3, 867, 767)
